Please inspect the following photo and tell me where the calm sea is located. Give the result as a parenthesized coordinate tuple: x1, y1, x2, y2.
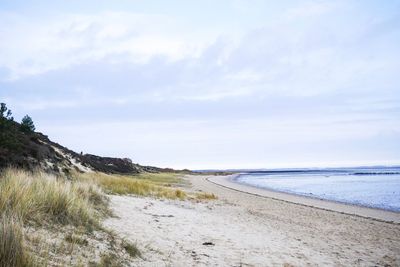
(234, 167, 400, 212)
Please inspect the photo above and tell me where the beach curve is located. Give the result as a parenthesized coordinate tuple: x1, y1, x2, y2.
(206, 174, 400, 224)
(103, 174, 400, 266)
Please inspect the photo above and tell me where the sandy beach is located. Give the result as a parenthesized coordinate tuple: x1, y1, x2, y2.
(104, 175, 400, 266)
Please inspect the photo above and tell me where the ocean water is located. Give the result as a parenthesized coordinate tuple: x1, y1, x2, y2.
(234, 167, 400, 212)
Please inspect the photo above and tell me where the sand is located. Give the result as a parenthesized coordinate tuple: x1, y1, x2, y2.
(104, 175, 400, 266)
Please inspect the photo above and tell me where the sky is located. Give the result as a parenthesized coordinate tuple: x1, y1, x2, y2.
(1, 0, 400, 169)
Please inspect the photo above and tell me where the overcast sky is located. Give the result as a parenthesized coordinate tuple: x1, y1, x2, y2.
(1, 0, 399, 169)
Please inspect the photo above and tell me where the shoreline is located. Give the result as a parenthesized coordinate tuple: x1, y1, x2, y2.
(208, 174, 400, 224)
(104, 174, 400, 266)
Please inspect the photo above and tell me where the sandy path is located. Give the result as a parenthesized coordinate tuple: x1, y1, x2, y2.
(104, 175, 400, 266)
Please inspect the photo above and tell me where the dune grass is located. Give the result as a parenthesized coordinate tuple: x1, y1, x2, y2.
(0, 168, 110, 266)
(0, 215, 34, 267)
(195, 192, 218, 200)
(78, 172, 187, 200)
(135, 172, 185, 186)
(122, 240, 141, 258)
(0, 168, 213, 266)
(0, 169, 108, 228)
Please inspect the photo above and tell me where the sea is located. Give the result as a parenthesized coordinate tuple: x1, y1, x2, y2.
(232, 167, 400, 212)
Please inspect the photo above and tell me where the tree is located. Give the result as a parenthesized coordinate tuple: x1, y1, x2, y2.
(0, 103, 18, 150)
(20, 115, 35, 133)
(0, 103, 13, 121)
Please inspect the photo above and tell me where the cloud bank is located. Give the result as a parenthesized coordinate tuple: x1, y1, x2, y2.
(1, 0, 399, 168)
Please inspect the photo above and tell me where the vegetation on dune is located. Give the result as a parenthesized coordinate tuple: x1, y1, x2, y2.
(122, 240, 141, 258)
(0, 169, 107, 228)
(20, 115, 35, 134)
(77, 172, 187, 200)
(0, 168, 110, 266)
(0, 215, 34, 267)
(0, 103, 217, 266)
(0, 168, 215, 266)
(1, 102, 174, 175)
(0, 168, 192, 266)
(0, 103, 19, 151)
(0, 102, 57, 171)
(136, 172, 186, 186)
(196, 192, 218, 200)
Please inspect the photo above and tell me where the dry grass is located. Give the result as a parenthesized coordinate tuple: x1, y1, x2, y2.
(0, 168, 108, 228)
(122, 240, 141, 258)
(64, 233, 89, 246)
(136, 172, 185, 186)
(89, 252, 120, 267)
(0, 168, 215, 266)
(196, 192, 218, 200)
(78, 172, 187, 200)
(0, 168, 109, 266)
(0, 215, 34, 267)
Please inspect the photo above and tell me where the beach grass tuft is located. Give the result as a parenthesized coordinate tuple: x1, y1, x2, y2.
(64, 233, 89, 246)
(196, 192, 218, 200)
(122, 240, 141, 258)
(90, 252, 119, 267)
(0, 214, 34, 267)
(0, 168, 108, 228)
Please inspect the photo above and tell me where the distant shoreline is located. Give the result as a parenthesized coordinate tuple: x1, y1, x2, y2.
(207, 174, 400, 224)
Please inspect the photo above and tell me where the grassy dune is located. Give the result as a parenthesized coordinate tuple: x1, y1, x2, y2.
(0, 169, 107, 228)
(0, 169, 110, 266)
(0, 168, 216, 266)
(0, 169, 117, 266)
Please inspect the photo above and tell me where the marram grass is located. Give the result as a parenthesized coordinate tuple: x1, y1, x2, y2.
(195, 192, 218, 200)
(77, 172, 187, 200)
(0, 168, 109, 267)
(0, 214, 33, 267)
(0, 168, 108, 227)
(0, 168, 214, 266)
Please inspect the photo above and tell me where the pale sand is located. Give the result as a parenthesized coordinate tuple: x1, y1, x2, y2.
(208, 175, 400, 223)
(104, 175, 400, 266)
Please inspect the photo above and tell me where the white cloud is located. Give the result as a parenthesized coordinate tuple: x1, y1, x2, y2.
(1, 1, 400, 168)
(0, 11, 207, 80)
